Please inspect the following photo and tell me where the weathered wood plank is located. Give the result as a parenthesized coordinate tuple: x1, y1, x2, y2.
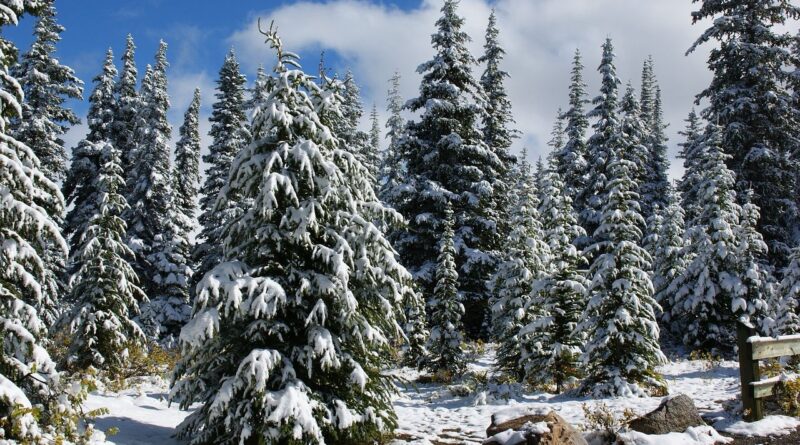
(751, 337, 800, 360)
(752, 379, 778, 399)
(738, 323, 763, 421)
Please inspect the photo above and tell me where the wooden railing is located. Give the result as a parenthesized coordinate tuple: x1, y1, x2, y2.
(737, 323, 800, 421)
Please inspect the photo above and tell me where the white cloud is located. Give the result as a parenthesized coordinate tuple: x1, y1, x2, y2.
(227, 0, 727, 179)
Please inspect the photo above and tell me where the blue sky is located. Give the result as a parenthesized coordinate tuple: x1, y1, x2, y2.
(9, 0, 789, 178)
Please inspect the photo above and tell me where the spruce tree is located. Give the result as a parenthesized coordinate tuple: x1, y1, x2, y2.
(644, 85, 670, 213)
(647, 188, 688, 326)
(776, 246, 800, 335)
(0, 1, 68, 438)
(64, 49, 117, 275)
(11, 0, 83, 185)
(556, 49, 589, 216)
(378, 72, 405, 208)
(170, 26, 416, 444)
(114, 34, 140, 175)
(689, 0, 800, 268)
(677, 109, 705, 223)
(489, 155, 549, 381)
(425, 204, 466, 376)
(395, 0, 503, 338)
(65, 144, 146, 375)
(140, 90, 200, 344)
(580, 39, 623, 241)
(364, 104, 381, 185)
(618, 83, 650, 203)
(193, 49, 249, 289)
(520, 158, 588, 392)
(670, 125, 769, 353)
(579, 155, 666, 397)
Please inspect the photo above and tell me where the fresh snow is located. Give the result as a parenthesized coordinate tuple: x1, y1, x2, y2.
(83, 348, 800, 445)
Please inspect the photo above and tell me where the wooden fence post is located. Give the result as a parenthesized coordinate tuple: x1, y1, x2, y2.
(737, 322, 763, 421)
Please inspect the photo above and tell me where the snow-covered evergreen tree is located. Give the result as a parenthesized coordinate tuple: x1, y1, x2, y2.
(425, 204, 466, 376)
(644, 85, 670, 213)
(689, 0, 800, 268)
(364, 104, 381, 185)
(639, 57, 656, 126)
(192, 49, 249, 290)
(170, 25, 417, 444)
(394, 0, 502, 338)
(618, 83, 650, 201)
(647, 188, 687, 326)
(489, 155, 548, 381)
(113, 34, 140, 175)
(65, 143, 146, 375)
(125, 41, 178, 341)
(580, 39, 622, 241)
(11, 0, 83, 185)
(670, 125, 769, 353)
(140, 89, 200, 344)
(378, 72, 405, 208)
(0, 1, 69, 438)
(579, 155, 666, 397)
(556, 49, 589, 216)
(520, 158, 587, 392)
(64, 49, 117, 275)
(776, 246, 800, 335)
(677, 109, 705, 223)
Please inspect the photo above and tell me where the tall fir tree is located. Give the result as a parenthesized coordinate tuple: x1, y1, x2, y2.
(0, 1, 69, 438)
(125, 42, 175, 329)
(65, 144, 146, 375)
(113, 34, 139, 175)
(192, 49, 249, 289)
(489, 155, 549, 381)
(378, 72, 405, 208)
(618, 83, 650, 203)
(11, 0, 83, 185)
(689, 0, 800, 268)
(365, 104, 381, 185)
(669, 125, 770, 353)
(479, 9, 517, 241)
(579, 154, 666, 397)
(425, 204, 466, 376)
(64, 49, 117, 275)
(170, 26, 416, 443)
(677, 109, 705, 223)
(394, 0, 503, 338)
(644, 85, 670, 212)
(647, 188, 688, 327)
(556, 49, 589, 218)
(520, 158, 588, 392)
(639, 57, 656, 126)
(140, 90, 201, 344)
(580, 39, 623, 242)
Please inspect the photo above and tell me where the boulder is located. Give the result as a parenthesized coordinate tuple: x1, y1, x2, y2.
(628, 394, 705, 435)
(484, 410, 588, 445)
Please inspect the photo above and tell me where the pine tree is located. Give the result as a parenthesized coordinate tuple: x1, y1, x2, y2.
(140, 90, 200, 344)
(579, 154, 666, 397)
(580, 39, 623, 241)
(618, 83, 650, 202)
(395, 0, 503, 338)
(0, 1, 68, 438)
(689, 0, 800, 268)
(378, 72, 405, 208)
(647, 188, 688, 326)
(65, 144, 146, 375)
(364, 104, 381, 185)
(520, 158, 587, 392)
(639, 57, 656, 126)
(489, 155, 549, 381)
(170, 26, 416, 444)
(64, 49, 117, 276)
(670, 125, 769, 353)
(338, 71, 370, 153)
(192, 49, 249, 289)
(114, 34, 140, 175)
(11, 0, 83, 185)
(677, 109, 705, 223)
(556, 49, 589, 216)
(425, 204, 466, 376)
(644, 85, 670, 213)
(776, 246, 800, 335)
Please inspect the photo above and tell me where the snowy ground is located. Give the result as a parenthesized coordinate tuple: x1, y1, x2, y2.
(83, 348, 800, 445)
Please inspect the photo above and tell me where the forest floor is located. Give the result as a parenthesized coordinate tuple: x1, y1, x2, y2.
(83, 346, 800, 445)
